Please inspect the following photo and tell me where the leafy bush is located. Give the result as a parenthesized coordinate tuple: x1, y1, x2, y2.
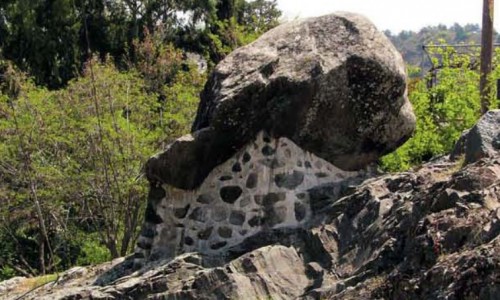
(75, 234, 111, 266)
(0, 266, 16, 281)
(381, 45, 485, 171)
(0, 55, 202, 277)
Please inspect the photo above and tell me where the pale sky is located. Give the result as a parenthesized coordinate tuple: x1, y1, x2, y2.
(277, 0, 499, 33)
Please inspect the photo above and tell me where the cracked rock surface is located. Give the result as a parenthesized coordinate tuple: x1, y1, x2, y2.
(5, 153, 499, 300)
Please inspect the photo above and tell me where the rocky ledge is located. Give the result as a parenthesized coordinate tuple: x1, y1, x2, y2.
(3, 141, 499, 299)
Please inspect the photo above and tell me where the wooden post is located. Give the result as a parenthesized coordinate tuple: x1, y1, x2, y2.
(480, 0, 494, 114)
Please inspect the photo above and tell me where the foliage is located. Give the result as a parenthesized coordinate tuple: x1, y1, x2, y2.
(132, 28, 184, 95)
(0, 0, 281, 89)
(240, 0, 281, 33)
(0, 266, 16, 281)
(381, 45, 489, 171)
(0, 0, 81, 88)
(205, 17, 262, 61)
(176, 0, 281, 66)
(75, 234, 111, 266)
(0, 55, 202, 277)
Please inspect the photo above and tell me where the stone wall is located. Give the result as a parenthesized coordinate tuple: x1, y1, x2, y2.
(135, 131, 363, 264)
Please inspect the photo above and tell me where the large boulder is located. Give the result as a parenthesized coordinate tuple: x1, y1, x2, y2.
(147, 12, 415, 190)
(452, 110, 500, 164)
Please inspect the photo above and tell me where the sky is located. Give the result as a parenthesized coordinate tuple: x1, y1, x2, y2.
(277, 0, 500, 33)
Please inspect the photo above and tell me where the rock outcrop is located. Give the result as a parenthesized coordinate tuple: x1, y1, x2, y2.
(5, 146, 499, 300)
(136, 11, 415, 269)
(9, 12, 500, 300)
(452, 109, 500, 165)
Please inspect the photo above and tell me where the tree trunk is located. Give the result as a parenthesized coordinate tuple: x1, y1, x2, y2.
(480, 0, 495, 114)
(39, 236, 46, 275)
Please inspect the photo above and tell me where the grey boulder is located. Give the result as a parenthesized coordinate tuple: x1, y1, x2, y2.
(148, 12, 416, 189)
(451, 110, 500, 164)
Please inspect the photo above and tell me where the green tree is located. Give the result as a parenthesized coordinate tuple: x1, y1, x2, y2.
(0, 0, 281, 88)
(0, 55, 203, 277)
(201, 0, 281, 63)
(240, 0, 280, 33)
(381, 46, 484, 171)
(0, 0, 81, 88)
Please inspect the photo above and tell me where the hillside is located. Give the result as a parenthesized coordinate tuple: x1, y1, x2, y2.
(385, 23, 497, 69)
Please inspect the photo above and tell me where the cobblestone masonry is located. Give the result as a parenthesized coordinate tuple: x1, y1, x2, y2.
(135, 132, 363, 263)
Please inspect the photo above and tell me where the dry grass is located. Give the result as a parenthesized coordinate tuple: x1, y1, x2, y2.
(11, 273, 57, 296)
(426, 156, 465, 182)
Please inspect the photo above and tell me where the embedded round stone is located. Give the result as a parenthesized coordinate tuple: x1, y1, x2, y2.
(294, 202, 307, 222)
(274, 171, 305, 189)
(262, 193, 286, 206)
(315, 172, 329, 178)
(184, 236, 194, 246)
(174, 204, 190, 219)
(211, 206, 228, 222)
(210, 241, 227, 250)
(258, 158, 285, 169)
(248, 215, 264, 227)
(198, 227, 213, 240)
(246, 173, 258, 189)
(242, 152, 251, 163)
(296, 193, 306, 200)
(232, 162, 242, 172)
(218, 227, 233, 238)
(189, 207, 206, 222)
(262, 145, 276, 156)
(229, 210, 246, 225)
(267, 206, 287, 226)
(219, 175, 233, 181)
(197, 194, 214, 204)
(220, 186, 243, 203)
